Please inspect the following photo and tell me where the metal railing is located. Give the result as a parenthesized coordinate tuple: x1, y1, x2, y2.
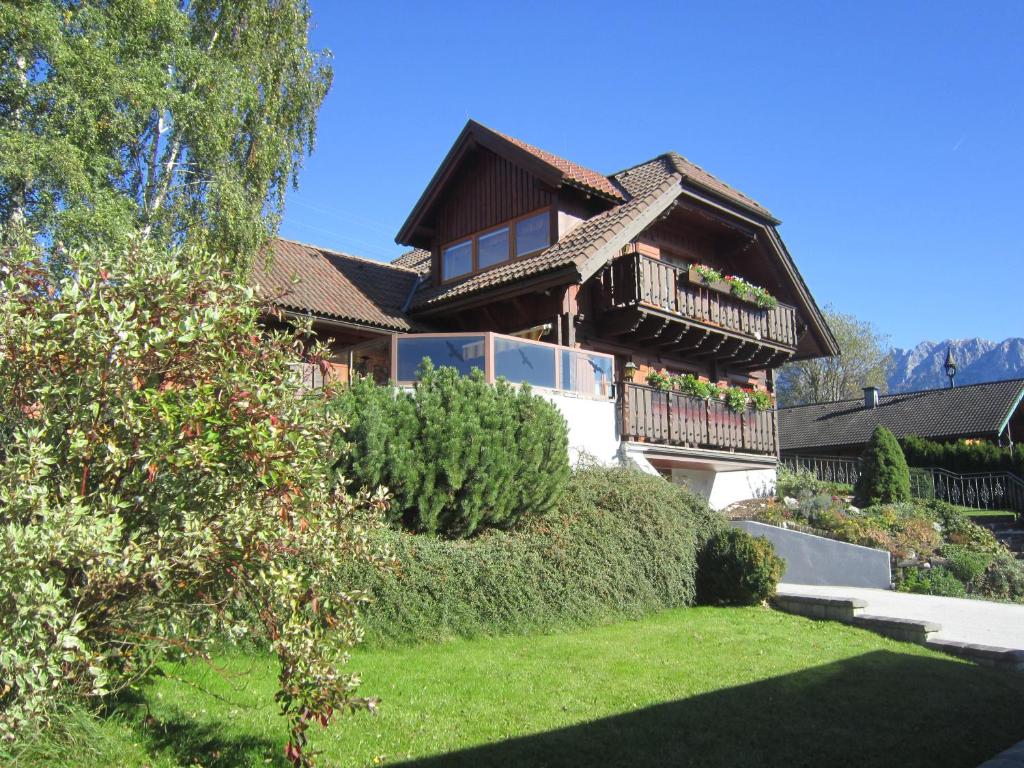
(781, 454, 1024, 514)
(781, 455, 860, 486)
(621, 383, 778, 455)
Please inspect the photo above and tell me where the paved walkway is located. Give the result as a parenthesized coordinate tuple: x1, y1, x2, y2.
(777, 583, 1024, 651)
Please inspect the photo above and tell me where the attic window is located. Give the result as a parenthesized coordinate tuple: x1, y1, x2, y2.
(515, 211, 549, 257)
(439, 208, 552, 283)
(442, 240, 472, 280)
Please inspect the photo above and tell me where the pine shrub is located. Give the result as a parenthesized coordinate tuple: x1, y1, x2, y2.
(696, 528, 785, 606)
(330, 361, 569, 537)
(854, 426, 911, 506)
(336, 466, 723, 644)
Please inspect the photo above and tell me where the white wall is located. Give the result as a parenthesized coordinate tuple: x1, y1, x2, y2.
(670, 466, 775, 510)
(542, 391, 619, 465)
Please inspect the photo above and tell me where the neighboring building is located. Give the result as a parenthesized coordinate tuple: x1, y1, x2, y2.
(255, 120, 838, 508)
(779, 380, 1024, 458)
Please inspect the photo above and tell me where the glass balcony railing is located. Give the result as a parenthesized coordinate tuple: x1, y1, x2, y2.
(392, 332, 615, 400)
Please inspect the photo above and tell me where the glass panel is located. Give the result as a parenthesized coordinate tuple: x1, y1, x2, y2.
(515, 212, 550, 257)
(442, 240, 472, 280)
(396, 335, 486, 381)
(493, 337, 556, 389)
(560, 349, 614, 398)
(477, 226, 510, 269)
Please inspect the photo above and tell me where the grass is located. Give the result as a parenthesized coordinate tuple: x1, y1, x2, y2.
(9, 606, 1024, 768)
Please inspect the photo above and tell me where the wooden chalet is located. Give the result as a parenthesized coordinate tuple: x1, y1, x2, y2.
(254, 120, 838, 508)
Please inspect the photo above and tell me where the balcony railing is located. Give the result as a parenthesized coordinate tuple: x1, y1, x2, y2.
(390, 332, 616, 400)
(600, 253, 801, 350)
(621, 383, 778, 456)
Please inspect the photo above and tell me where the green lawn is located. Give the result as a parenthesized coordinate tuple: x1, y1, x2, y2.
(12, 607, 1024, 768)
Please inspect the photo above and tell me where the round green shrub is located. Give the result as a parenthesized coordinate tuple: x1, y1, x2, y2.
(696, 528, 785, 606)
(331, 361, 569, 537)
(855, 426, 911, 507)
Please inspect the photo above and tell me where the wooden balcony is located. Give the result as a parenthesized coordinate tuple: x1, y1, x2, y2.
(595, 253, 802, 370)
(621, 383, 778, 456)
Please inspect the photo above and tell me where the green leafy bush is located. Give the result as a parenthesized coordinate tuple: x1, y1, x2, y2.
(980, 552, 1024, 602)
(776, 466, 827, 499)
(331, 362, 569, 537)
(928, 500, 1004, 554)
(696, 528, 784, 605)
(854, 426, 911, 506)
(339, 466, 723, 644)
(940, 545, 993, 587)
(899, 566, 967, 598)
(0, 238, 387, 760)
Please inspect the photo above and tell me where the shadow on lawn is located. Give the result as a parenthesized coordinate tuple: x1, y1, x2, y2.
(140, 715, 288, 768)
(109, 690, 287, 768)
(394, 651, 1024, 768)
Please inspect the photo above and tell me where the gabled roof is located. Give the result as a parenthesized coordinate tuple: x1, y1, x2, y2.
(255, 238, 417, 332)
(778, 379, 1024, 452)
(396, 120, 622, 248)
(614, 153, 777, 223)
(409, 172, 681, 310)
(490, 126, 623, 201)
(391, 248, 431, 274)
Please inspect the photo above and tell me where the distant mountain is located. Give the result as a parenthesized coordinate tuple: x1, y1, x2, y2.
(886, 338, 1024, 393)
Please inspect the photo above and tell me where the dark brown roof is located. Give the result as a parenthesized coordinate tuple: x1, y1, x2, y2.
(614, 153, 776, 222)
(255, 238, 416, 331)
(491, 127, 623, 201)
(391, 248, 431, 274)
(410, 173, 681, 310)
(778, 379, 1024, 452)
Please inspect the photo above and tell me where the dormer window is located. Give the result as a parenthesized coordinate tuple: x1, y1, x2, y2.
(440, 208, 552, 283)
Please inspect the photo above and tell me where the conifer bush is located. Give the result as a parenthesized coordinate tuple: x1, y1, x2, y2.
(331, 361, 569, 537)
(854, 426, 911, 506)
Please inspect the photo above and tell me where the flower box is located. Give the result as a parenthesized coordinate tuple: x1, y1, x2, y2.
(686, 267, 731, 295)
(686, 268, 776, 310)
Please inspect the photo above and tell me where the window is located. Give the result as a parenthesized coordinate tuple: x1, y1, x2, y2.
(494, 336, 556, 389)
(396, 335, 486, 381)
(560, 349, 614, 398)
(515, 211, 550, 257)
(477, 226, 510, 269)
(438, 209, 551, 282)
(442, 240, 472, 281)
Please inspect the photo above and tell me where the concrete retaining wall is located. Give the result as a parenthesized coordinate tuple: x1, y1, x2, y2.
(731, 520, 891, 589)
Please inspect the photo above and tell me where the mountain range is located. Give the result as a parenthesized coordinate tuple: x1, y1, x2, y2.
(886, 338, 1024, 393)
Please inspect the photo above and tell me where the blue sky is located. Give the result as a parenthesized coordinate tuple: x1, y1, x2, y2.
(280, 1, 1023, 350)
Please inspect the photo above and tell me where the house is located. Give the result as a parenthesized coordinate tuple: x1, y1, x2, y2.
(255, 120, 838, 508)
(779, 380, 1024, 459)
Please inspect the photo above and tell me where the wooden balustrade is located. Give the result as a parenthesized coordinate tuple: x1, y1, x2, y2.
(604, 253, 800, 350)
(621, 383, 778, 456)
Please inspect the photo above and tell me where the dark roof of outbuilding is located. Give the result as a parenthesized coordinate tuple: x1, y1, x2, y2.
(255, 238, 417, 332)
(778, 379, 1024, 452)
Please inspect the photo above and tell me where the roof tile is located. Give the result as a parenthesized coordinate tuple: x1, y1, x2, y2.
(779, 380, 1024, 452)
(255, 238, 417, 331)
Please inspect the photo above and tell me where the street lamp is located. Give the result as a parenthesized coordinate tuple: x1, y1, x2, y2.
(944, 347, 957, 388)
(623, 360, 638, 383)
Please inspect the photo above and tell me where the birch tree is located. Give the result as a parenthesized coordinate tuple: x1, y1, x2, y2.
(0, 0, 331, 261)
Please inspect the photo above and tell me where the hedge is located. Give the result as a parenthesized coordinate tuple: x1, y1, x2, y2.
(337, 465, 723, 645)
(902, 435, 1024, 477)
